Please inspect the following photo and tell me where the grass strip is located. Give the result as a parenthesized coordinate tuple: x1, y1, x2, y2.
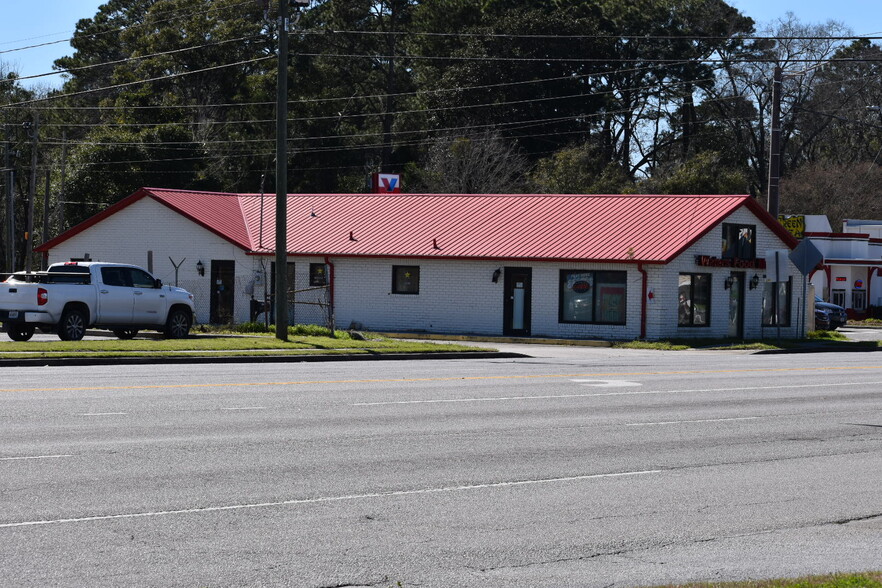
(646, 571, 882, 588)
(0, 333, 488, 357)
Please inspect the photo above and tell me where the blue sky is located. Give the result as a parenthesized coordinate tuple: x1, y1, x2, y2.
(1, 0, 880, 89)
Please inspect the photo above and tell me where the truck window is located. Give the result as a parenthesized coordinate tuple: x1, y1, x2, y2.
(130, 268, 156, 288)
(47, 265, 91, 283)
(101, 267, 131, 287)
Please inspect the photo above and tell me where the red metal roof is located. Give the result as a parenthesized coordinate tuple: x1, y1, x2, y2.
(38, 188, 797, 263)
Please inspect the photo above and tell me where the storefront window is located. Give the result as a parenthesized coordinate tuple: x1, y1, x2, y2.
(559, 270, 626, 324)
(762, 279, 792, 326)
(722, 223, 756, 259)
(679, 273, 710, 327)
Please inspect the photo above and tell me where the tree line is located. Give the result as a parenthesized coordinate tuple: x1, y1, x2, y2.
(1, 0, 881, 271)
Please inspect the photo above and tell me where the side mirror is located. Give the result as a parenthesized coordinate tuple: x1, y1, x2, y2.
(154, 279, 163, 288)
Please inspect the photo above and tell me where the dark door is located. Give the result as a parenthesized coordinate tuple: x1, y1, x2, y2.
(728, 271, 745, 339)
(210, 260, 235, 324)
(503, 267, 532, 336)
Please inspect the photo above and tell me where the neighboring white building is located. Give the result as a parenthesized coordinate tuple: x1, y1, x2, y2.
(37, 188, 804, 340)
(780, 214, 882, 318)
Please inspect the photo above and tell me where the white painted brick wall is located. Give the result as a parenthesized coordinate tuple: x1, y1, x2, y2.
(45, 198, 808, 339)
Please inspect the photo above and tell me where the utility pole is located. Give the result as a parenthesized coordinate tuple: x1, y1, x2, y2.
(274, 0, 290, 341)
(273, 0, 309, 342)
(42, 169, 50, 270)
(3, 125, 13, 273)
(58, 129, 67, 234)
(766, 65, 782, 219)
(24, 113, 39, 273)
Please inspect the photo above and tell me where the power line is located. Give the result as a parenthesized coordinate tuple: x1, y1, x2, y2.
(317, 30, 882, 42)
(0, 0, 259, 57)
(2, 34, 266, 85)
(300, 51, 882, 64)
(0, 56, 274, 109)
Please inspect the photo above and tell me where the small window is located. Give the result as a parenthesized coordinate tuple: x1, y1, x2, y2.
(392, 265, 420, 294)
(722, 223, 756, 259)
(679, 273, 711, 327)
(559, 270, 627, 324)
(762, 278, 792, 326)
(309, 263, 327, 286)
(832, 289, 846, 308)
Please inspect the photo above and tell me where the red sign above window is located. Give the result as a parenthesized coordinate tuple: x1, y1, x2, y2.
(835, 277, 847, 282)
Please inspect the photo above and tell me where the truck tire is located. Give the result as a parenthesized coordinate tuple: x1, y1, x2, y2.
(112, 329, 139, 340)
(164, 308, 191, 339)
(7, 324, 35, 342)
(58, 308, 87, 341)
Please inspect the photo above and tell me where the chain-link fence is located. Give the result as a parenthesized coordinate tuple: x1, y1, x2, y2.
(174, 275, 332, 329)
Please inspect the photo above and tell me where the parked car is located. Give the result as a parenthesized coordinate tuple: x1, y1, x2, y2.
(814, 296, 848, 330)
(0, 262, 195, 341)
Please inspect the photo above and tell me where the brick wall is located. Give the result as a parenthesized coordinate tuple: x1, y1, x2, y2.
(45, 198, 806, 339)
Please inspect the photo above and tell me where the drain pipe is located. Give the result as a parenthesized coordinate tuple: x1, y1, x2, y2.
(324, 256, 336, 332)
(638, 262, 648, 340)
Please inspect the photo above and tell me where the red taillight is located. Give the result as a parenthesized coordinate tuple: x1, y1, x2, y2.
(37, 287, 48, 306)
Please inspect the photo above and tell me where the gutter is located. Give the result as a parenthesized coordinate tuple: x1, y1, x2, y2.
(638, 262, 648, 340)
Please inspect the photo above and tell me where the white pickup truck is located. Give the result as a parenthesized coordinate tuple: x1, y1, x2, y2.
(0, 261, 195, 342)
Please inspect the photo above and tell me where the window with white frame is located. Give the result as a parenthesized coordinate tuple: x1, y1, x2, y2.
(852, 290, 867, 312)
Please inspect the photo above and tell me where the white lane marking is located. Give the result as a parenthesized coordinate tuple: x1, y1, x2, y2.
(571, 380, 643, 388)
(0, 469, 660, 529)
(354, 380, 882, 406)
(0, 454, 73, 462)
(354, 393, 614, 406)
(221, 407, 266, 411)
(626, 416, 765, 427)
(580, 380, 882, 397)
(78, 412, 127, 416)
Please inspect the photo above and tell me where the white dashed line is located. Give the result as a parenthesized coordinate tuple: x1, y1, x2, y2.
(0, 454, 73, 462)
(0, 469, 660, 529)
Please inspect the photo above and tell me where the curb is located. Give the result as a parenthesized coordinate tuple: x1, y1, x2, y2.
(380, 332, 613, 347)
(0, 351, 527, 368)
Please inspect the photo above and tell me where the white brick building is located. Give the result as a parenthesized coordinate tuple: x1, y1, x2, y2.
(36, 188, 804, 341)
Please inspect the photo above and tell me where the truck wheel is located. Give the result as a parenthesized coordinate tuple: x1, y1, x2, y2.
(112, 329, 139, 340)
(164, 308, 191, 339)
(58, 308, 87, 341)
(7, 324, 35, 342)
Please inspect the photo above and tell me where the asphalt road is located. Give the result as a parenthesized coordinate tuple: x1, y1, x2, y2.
(1, 346, 881, 587)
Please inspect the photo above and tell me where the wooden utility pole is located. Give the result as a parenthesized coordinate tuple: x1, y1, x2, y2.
(42, 169, 50, 270)
(274, 0, 290, 341)
(58, 129, 67, 234)
(766, 66, 783, 218)
(3, 125, 13, 272)
(25, 113, 39, 273)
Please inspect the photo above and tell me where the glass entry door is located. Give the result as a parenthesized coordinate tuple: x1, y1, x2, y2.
(503, 267, 532, 337)
(728, 271, 745, 338)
